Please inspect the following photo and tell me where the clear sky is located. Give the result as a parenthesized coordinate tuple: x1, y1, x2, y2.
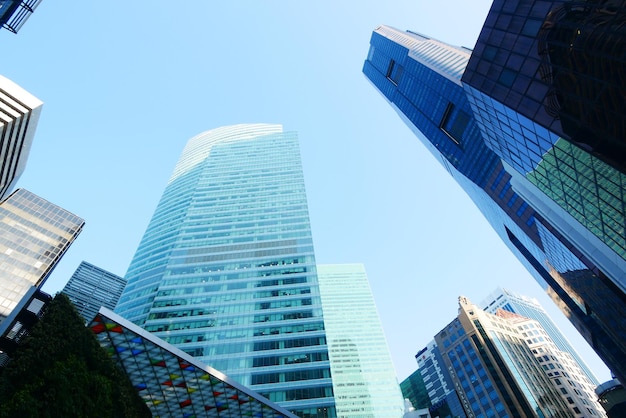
(2, 1, 611, 382)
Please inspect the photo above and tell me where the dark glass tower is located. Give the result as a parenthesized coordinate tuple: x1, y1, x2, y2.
(462, 0, 626, 174)
(363, 21, 626, 384)
(116, 124, 335, 417)
(461, 0, 626, 385)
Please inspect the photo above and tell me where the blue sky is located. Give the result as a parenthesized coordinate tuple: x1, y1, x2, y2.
(2, 1, 610, 381)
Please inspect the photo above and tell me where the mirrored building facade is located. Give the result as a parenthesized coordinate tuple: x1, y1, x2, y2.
(116, 125, 335, 417)
(460, 0, 626, 384)
(481, 288, 598, 384)
(462, 0, 626, 175)
(363, 9, 626, 383)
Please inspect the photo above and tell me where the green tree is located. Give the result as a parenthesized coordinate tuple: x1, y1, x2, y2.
(0, 294, 151, 418)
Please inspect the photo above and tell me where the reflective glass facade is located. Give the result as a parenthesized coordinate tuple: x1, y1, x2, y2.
(481, 288, 598, 385)
(0, 188, 84, 334)
(496, 309, 606, 417)
(116, 124, 335, 417)
(362, 26, 545, 270)
(62, 261, 126, 323)
(463, 87, 626, 282)
(462, 0, 626, 174)
(459, 0, 626, 383)
(436, 297, 574, 418)
(363, 21, 626, 383)
(317, 264, 404, 418)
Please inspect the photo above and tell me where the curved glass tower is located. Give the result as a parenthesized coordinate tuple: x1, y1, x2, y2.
(116, 124, 335, 417)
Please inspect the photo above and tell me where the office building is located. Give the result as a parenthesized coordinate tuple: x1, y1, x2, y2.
(0, 0, 43, 33)
(437, 296, 582, 417)
(415, 341, 467, 418)
(414, 292, 606, 417)
(0, 188, 83, 359)
(482, 288, 597, 384)
(415, 341, 453, 405)
(461, 0, 626, 383)
(0, 75, 43, 199)
(363, 18, 626, 382)
(363, 25, 543, 288)
(90, 307, 297, 418)
(495, 308, 605, 417)
(116, 124, 334, 417)
(62, 261, 126, 323)
(317, 264, 404, 417)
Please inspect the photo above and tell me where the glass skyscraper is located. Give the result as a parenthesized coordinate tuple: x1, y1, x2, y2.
(362, 25, 542, 272)
(0, 188, 84, 327)
(0, 188, 84, 359)
(481, 288, 598, 385)
(116, 124, 335, 417)
(460, 0, 626, 384)
(62, 261, 126, 323)
(316, 264, 404, 418)
(363, 17, 626, 383)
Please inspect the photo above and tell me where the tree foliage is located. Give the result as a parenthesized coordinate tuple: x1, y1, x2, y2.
(0, 294, 151, 417)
